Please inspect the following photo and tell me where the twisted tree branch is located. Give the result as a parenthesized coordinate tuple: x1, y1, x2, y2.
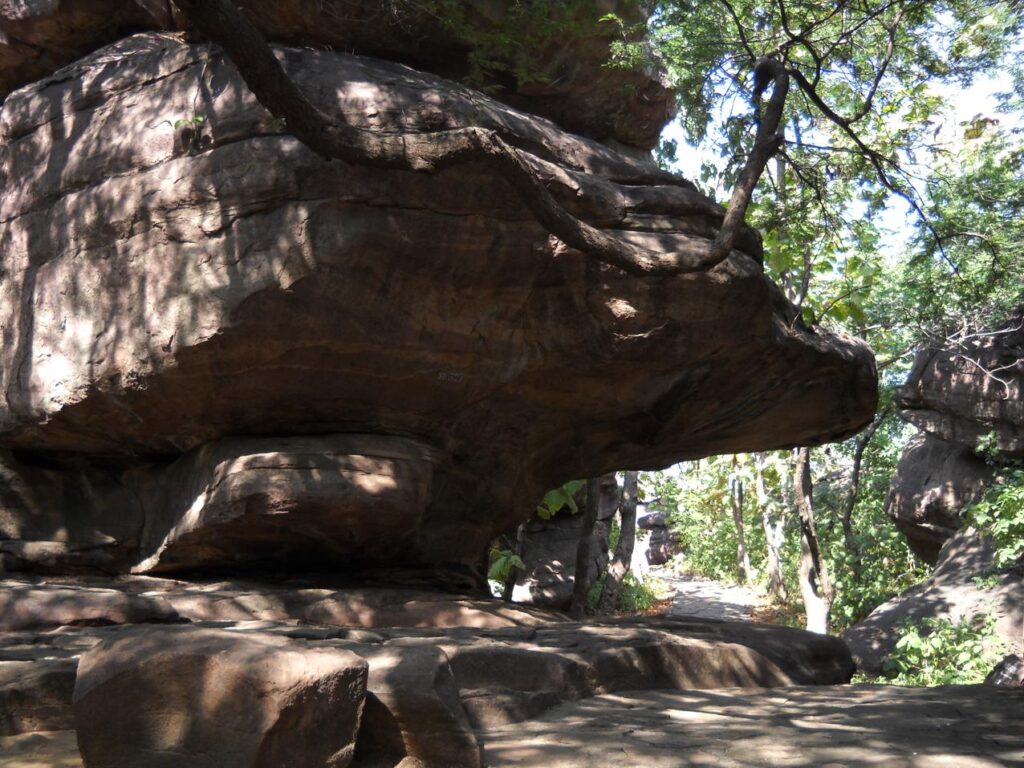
(172, 0, 786, 276)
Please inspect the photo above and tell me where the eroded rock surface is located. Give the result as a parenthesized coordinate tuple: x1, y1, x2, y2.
(896, 324, 1024, 457)
(0, 34, 876, 575)
(479, 686, 1024, 767)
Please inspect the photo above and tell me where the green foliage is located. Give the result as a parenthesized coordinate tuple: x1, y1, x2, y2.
(536, 479, 585, 519)
(878, 615, 1006, 686)
(827, 524, 926, 628)
(871, 132, 1024, 345)
(643, 432, 927, 633)
(487, 545, 524, 583)
(964, 465, 1024, 570)
(173, 114, 206, 131)
(614, 572, 661, 613)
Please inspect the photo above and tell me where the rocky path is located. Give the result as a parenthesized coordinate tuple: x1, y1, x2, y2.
(650, 565, 765, 622)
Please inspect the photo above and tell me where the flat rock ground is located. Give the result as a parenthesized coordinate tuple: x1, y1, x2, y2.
(482, 686, 1024, 767)
(3, 571, 1023, 767)
(5, 686, 1022, 767)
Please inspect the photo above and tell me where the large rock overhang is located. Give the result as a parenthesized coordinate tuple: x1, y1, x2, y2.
(0, 35, 878, 574)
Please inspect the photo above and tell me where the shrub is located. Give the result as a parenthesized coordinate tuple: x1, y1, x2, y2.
(878, 615, 1006, 686)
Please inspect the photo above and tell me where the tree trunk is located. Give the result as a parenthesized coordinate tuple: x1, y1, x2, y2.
(753, 454, 787, 601)
(597, 471, 638, 613)
(568, 477, 601, 619)
(841, 408, 888, 577)
(729, 472, 752, 584)
(795, 447, 833, 634)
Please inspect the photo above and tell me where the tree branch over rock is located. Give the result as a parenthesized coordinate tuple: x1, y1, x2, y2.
(171, 0, 787, 277)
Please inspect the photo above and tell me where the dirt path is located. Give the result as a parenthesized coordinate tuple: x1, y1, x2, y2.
(650, 564, 765, 622)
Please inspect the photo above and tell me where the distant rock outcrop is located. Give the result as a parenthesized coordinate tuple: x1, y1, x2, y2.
(885, 321, 1023, 562)
(0, 32, 876, 577)
(886, 432, 994, 563)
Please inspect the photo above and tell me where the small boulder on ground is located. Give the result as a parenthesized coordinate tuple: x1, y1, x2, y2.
(73, 626, 368, 768)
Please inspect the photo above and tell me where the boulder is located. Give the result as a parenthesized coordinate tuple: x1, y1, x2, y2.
(645, 525, 682, 566)
(843, 531, 1024, 676)
(896, 321, 1024, 457)
(636, 511, 667, 529)
(73, 626, 369, 768)
(885, 432, 994, 563)
(0, 34, 876, 576)
(355, 645, 481, 768)
(0, 1, 672, 150)
(1, 576, 856, 763)
(0, 659, 77, 736)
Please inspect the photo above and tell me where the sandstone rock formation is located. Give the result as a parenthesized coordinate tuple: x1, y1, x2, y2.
(885, 321, 1023, 561)
(0, 29, 876, 577)
(850, 320, 1023, 675)
(638, 509, 682, 566)
(73, 626, 369, 768)
(2, 575, 857, 767)
(886, 432, 994, 563)
(0, 0, 672, 151)
(897, 323, 1024, 458)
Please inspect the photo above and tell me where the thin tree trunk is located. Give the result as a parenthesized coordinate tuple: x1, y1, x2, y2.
(754, 453, 787, 601)
(598, 471, 638, 613)
(795, 447, 833, 634)
(842, 408, 889, 573)
(569, 477, 601, 619)
(729, 472, 752, 584)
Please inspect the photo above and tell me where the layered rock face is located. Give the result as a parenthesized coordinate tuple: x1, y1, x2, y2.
(1, 575, 857, 767)
(0, 20, 876, 576)
(0, 0, 672, 151)
(897, 325, 1024, 458)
